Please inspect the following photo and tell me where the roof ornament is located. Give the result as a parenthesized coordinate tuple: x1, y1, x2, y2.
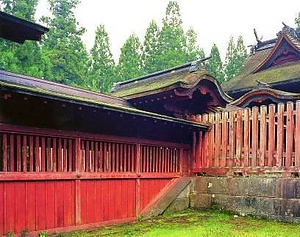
(277, 22, 300, 39)
(189, 56, 211, 73)
(254, 80, 271, 89)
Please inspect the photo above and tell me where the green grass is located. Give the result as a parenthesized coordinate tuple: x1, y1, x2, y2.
(56, 209, 300, 237)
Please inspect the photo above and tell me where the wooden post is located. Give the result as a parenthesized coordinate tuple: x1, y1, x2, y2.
(236, 110, 242, 168)
(286, 102, 294, 168)
(259, 105, 267, 167)
(268, 104, 275, 167)
(277, 103, 284, 167)
(295, 101, 300, 168)
(243, 108, 250, 168)
(252, 107, 258, 169)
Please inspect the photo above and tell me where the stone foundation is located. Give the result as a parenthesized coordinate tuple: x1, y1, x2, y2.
(190, 176, 300, 222)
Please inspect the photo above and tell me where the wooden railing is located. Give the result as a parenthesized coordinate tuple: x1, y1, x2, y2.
(194, 101, 300, 175)
(0, 127, 182, 174)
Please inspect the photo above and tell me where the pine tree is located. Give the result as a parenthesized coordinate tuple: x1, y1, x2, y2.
(185, 27, 205, 62)
(41, 0, 90, 87)
(0, 0, 44, 77)
(142, 20, 160, 74)
(296, 12, 300, 30)
(89, 25, 116, 93)
(156, 1, 187, 70)
(117, 34, 143, 81)
(207, 44, 224, 83)
(223, 35, 247, 81)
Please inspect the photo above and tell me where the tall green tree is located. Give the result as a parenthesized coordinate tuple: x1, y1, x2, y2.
(117, 34, 143, 81)
(185, 27, 205, 62)
(142, 20, 160, 74)
(89, 24, 116, 93)
(41, 0, 89, 87)
(0, 0, 44, 77)
(156, 1, 187, 70)
(223, 35, 247, 81)
(207, 44, 224, 83)
(296, 12, 300, 30)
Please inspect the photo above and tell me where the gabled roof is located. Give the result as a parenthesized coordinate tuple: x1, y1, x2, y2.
(222, 24, 300, 98)
(112, 59, 232, 116)
(0, 70, 208, 130)
(0, 11, 48, 43)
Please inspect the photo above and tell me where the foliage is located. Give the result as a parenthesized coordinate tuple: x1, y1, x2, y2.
(223, 35, 247, 81)
(142, 20, 161, 74)
(296, 12, 300, 30)
(89, 24, 117, 93)
(117, 34, 144, 81)
(185, 27, 205, 62)
(41, 0, 90, 87)
(207, 43, 224, 83)
(155, 1, 187, 71)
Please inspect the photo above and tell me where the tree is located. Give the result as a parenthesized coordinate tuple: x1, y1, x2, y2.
(156, 1, 187, 70)
(223, 35, 247, 81)
(89, 24, 116, 93)
(41, 0, 90, 87)
(296, 12, 300, 30)
(117, 34, 143, 81)
(207, 44, 224, 83)
(142, 20, 160, 74)
(0, 0, 44, 77)
(185, 27, 205, 62)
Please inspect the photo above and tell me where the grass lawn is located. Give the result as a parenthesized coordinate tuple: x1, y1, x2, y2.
(57, 209, 300, 237)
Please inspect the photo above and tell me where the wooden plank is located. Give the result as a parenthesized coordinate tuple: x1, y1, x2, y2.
(58, 138, 63, 172)
(243, 108, 250, 167)
(268, 104, 276, 167)
(228, 111, 235, 169)
(111, 143, 116, 172)
(259, 105, 267, 167)
(215, 112, 221, 168)
(17, 135, 21, 171)
(295, 101, 300, 168)
(85, 140, 90, 172)
(2, 134, 7, 172)
(286, 102, 294, 168)
(46, 138, 52, 171)
(22, 135, 27, 172)
(276, 103, 284, 167)
(52, 137, 57, 172)
(29, 136, 34, 172)
(41, 137, 46, 172)
(236, 110, 242, 168)
(35, 136, 40, 172)
(208, 113, 215, 168)
(63, 139, 68, 172)
(221, 112, 228, 168)
(68, 139, 73, 172)
(251, 107, 258, 169)
(10, 134, 14, 172)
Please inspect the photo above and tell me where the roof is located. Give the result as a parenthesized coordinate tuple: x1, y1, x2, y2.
(112, 59, 231, 102)
(222, 24, 300, 97)
(0, 70, 208, 130)
(0, 11, 48, 43)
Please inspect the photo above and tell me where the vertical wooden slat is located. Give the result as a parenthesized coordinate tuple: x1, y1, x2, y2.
(75, 138, 82, 172)
(111, 143, 115, 172)
(221, 112, 228, 168)
(52, 138, 57, 172)
(46, 138, 51, 171)
(107, 142, 111, 172)
(68, 139, 73, 172)
(259, 105, 267, 167)
(35, 136, 40, 172)
(252, 107, 258, 169)
(2, 134, 7, 172)
(9, 134, 14, 172)
(22, 135, 27, 172)
(99, 142, 103, 172)
(228, 111, 235, 169)
(243, 108, 250, 168)
(208, 113, 215, 168)
(136, 144, 141, 176)
(123, 144, 127, 172)
(41, 137, 46, 172)
(16, 135, 21, 171)
(202, 114, 209, 168)
(115, 143, 119, 172)
(214, 112, 221, 168)
(277, 103, 284, 168)
(63, 139, 68, 172)
(295, 101, 300, 168)
(85, 140, 90, 172)
(268, 104, 275, 167)
(58, 138, 63, 172)
(286, 102, 294, 168)
(131, 144, 135, 172)
(236, 110, 242, 168)
(29, 136, 34, 172)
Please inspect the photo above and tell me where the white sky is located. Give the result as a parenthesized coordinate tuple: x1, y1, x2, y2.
(37, 0, 300, 61)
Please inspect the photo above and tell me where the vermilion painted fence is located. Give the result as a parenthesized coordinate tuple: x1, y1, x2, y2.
(193, 101, 300, 175)
(0, 124, 187, 236)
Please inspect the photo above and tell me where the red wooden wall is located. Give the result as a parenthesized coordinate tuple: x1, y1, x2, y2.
(0, 124, 188, 236)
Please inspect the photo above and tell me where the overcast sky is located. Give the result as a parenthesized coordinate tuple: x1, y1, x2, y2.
(37, 0, 300, 61)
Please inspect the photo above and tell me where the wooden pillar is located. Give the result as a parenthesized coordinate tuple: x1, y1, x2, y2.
(135, 144, 141, 217)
